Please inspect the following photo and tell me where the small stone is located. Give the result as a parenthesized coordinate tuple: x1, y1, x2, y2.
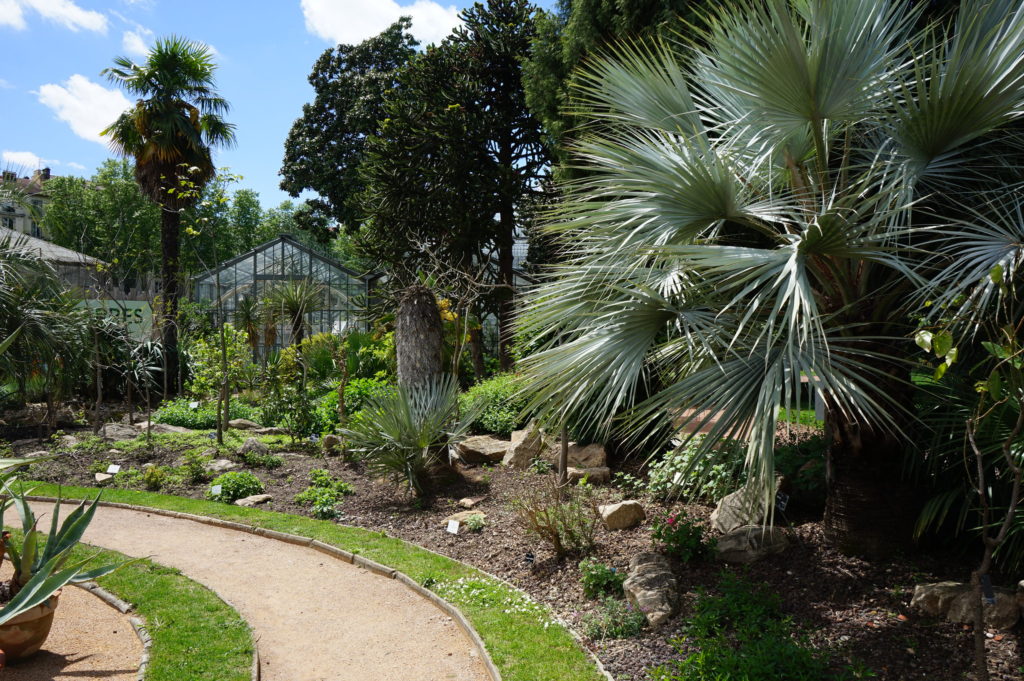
(94, 473, 113, 483)
(458, 496, 486, 509)
(454, 435, 509, 464)
(623, 553, 678, 626)
(25, 450, 49, 459)
(205, 459, 239, 473)
(228, 418, 262, 430)
(237, 438, 269, 457)
(715, 525, 791, 564)
(566, 466, 611, 484)
(599, 500, 646, 530)
(910, 582, 968, 618)
(444, 511, 486, 527)
(234, 494, 273, 507)
(253, 427, 287, 436)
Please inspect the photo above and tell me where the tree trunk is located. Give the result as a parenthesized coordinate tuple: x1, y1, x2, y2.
(823, 410, 919, 555)
(395, 284, 443, 392)
(497, 203, 515, 372)
(468, 325, 486, 381)
(160, 208, 181, 397)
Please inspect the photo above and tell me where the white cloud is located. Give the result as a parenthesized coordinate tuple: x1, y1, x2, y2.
(36, 75, 131, 145)
(122, 27, 153, 56)
(300, 0, 459, 47)
(66, 161, 87, 170)
(0, 78, 12, 89)
(1, 150, 58, 169)
(1, 0, 108, 33)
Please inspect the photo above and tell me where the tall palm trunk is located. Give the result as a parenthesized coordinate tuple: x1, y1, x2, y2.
(160, 208, 181, 397)
(396, 284, 442, 392)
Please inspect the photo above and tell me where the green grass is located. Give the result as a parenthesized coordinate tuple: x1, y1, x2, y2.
(27, 483, 604, 681)
(4, 532, 253, 681)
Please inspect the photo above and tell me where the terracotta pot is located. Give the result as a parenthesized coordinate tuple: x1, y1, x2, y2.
(0, 590, 60, 661)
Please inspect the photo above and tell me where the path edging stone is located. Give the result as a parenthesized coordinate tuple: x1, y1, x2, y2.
(30, 496, 501, 681)
(72, 582, 153, 681)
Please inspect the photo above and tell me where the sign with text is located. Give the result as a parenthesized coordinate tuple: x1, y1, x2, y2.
(79, 299, 153, 339)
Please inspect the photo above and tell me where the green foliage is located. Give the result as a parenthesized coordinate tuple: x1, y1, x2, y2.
(207, 471, 264, 503)
(512, 478, 599, 558)
(460, 373, 528, 437)
(649, 572, 848, 681)
(142, 465, 171, 491)
(342, 375, 478, 495)
(237, 449, 283, 469)
(294, 469, 354, 520)
(312, 377, 393, 434)
(582, 596, 647, 639)
(181, 451, 210, 484)
(464, 513, 487, 532)
(529, 456, 553, 475)
(651, 511, 708, 562)
(774, 435, 828, 509)
(153, 398, 261, 430)
(578, 558, 625, 598)
(185, 325, 254, 400)
(646, 436, 746, 502)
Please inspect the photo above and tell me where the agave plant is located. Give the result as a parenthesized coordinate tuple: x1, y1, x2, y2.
(342, 375, 481, 495)
(518, 0, 1024, 554)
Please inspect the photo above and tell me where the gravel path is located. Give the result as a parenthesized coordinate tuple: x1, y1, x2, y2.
(30, 503, 490, 681)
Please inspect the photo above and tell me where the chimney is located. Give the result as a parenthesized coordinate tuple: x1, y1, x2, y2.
(41, 167, 50, 181)
(32, 167, 50, 182)
(1, 171, 14, 182)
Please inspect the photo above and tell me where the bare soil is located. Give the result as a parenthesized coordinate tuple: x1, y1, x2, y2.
(11, 424, 1024, 681)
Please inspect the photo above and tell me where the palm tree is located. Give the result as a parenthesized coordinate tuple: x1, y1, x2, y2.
(101, 36, 235, 395)
(265, 279, 324, 346)
(518, 0, 1024, 555)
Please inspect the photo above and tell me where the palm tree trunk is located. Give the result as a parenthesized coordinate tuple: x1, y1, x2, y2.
(497, 202, 515, 372)
(396, 284, 442, 392)
(160, 208, 181, 397)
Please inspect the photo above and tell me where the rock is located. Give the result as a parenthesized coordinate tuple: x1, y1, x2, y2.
(234, 494, 273, 507)
(715, 525, 791, 564)
(229, 418, 262, 430)
(11, 439, 40, 449)
(94, 472, 114, 483)
(910, 582, 969, 618)
(600, 500, 646, 530)
(143, 422, 192, 434)
(206, 459, 239, 473)
(444, 511, 487, 527)
(322, 434, 342, 456)
(254, 427, 287, 436)
(101, 423, 138, 441)
(238, 438, 269, 457)
(623, 553, 679, 626)
(458, 496, 486, 509)
(454, 435, 509, 464)
(566, 466, 611, 484)
(503, 422, 544, 469)
(25, 450, 49, 459)
(568, 443, 607, 468)
(58, 434, 79, 448)
(711, 484, 769, 534)
(947, 588, 1020, 630)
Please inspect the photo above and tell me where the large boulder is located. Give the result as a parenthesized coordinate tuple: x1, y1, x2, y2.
(228, 418, 262, 430)
(254, 426, 287, 436)
(711, 484, 768, 534)
(238, 437, 269, 457)
(910, 582, 969, 618)
(454, 435, 509, 464)
(567, 466, 611, 484)
(600, 500, 646, 530)
(136, 421, 192, 434)
(947, 588, 1020, 630)
(715, 525, 790, 564)
(567, 443, 607, 468)
(503, 422, 544, 469)
(623, 553, 679, 626)
(101, 423, 138, 441)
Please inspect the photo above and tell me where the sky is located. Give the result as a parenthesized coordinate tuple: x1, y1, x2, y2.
(1, 0, 557, 209)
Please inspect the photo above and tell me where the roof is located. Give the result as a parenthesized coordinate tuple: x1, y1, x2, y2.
(0, 227, 105, 266)
(193, 233, 370, 283)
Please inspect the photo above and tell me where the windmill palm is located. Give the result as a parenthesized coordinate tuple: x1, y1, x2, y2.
(101, 36, 235, 395)
(266, 279, 324, 346)
(518, 0, 1024, 554)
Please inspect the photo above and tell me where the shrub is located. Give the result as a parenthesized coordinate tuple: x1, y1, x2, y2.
(294, 469, 353, 519)
(142, 465, 170, 491)
(582, 597, 647, 639)
(646, 435, 746, 502)
(185, 324, 254, 399)
(460, 373, 527, 437)
(180, 451, 210, 484)
(207, 471, 264, 503)
(651, 511, 709, 562)
(579, 558, 625, 598)
(312, 377, 394, 435)
(464, 514, 486, 532)
(342, 375, 478, 495)
(153, 398, 261, 430)
(512, 477, 599, 558)
(238, 449, 283, 469)
(528, 457, 553, 475)
(648, 572, 848, 681)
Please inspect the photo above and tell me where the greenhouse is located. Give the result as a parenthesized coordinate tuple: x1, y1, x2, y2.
(192, 234, 369, 352)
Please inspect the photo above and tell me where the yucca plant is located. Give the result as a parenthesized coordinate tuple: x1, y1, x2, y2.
(265, 279, 324, 346)
(518, 0, 1024, 554)
(0, 483, 130, 626)
(342, 375, 480, 495)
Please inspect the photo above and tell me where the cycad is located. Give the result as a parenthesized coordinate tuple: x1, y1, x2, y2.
(519, 0, 1024, 554)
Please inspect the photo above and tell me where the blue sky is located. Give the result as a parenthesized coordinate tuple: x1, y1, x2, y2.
(1, 0, 557, 208)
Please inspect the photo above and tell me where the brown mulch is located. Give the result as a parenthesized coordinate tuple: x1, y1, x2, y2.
(9, 422, 1024, 681)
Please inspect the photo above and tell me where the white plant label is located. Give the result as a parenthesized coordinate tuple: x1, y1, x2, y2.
(106, 464, 121, 474)
(211, 484, 223, 496)
(446, 520, 460, 535)
(189, 401, 200, 409)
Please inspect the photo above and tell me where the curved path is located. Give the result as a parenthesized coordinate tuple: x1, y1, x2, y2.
(30, 503, 490, 681)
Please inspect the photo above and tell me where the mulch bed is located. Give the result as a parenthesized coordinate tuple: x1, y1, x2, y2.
(8, 421, 1023, 681)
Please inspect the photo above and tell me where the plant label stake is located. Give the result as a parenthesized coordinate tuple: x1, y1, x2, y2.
(775, 492, 789, 512)
(446, 520, 460, 535)
(106, 464, 121, 474)
(981, 574, 996, 605)
(211, 484, 222, 497)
